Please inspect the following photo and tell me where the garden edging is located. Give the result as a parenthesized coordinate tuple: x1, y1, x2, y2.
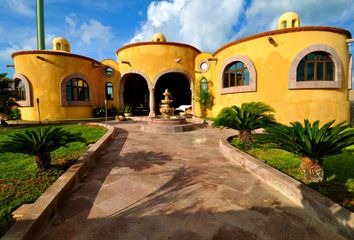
(219, 136, 354, 239)
(2, 123, 116, 240)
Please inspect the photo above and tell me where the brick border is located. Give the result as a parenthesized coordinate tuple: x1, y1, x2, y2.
(219, 137, 354, 239)
(2, 123, 116, 240)
(13, 73, 32, 107)
(60, 73, 93, 106)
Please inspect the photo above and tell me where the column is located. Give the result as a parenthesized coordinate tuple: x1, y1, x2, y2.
(190, 87, 195, 115)
(149, 87, 155, 117)
(119, 89, 124, 111)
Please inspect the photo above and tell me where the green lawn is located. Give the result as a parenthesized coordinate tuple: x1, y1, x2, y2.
(230, 138, 354, 212)
(0, 124, 107, 237)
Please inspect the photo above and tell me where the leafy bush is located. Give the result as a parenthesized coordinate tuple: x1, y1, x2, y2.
(93, 105, 118, 117)
(213, 102, 276, 144)
(7, 108, 21, 120)
(258, 119, 354, 183)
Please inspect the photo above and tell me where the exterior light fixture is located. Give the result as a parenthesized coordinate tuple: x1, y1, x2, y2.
(268, 37, 275, 44)
(175, 58, 182, 63)
(121, 60, 131, 66)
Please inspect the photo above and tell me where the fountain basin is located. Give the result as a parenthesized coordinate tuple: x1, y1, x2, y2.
(141, 117, 194, 133)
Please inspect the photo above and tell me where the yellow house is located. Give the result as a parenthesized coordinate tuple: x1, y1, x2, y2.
(11, 12, 353, 124)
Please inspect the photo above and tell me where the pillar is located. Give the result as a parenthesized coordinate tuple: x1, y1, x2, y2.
(149, 87, 155, 117)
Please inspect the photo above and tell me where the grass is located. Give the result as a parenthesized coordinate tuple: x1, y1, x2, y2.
(230, 137, 354, 212)
(0, 124, 107, 237)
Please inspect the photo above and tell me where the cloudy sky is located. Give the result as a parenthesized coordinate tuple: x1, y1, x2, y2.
(0, 0, 353, 76)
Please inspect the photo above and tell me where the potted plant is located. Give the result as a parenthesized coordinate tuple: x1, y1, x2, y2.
(124, 105, 133, 117)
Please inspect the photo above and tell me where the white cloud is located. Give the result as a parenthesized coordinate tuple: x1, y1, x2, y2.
(131, 0, 353, 52)
(65, 15, 113, 45)
(0, 37, 37, 62)
(236, 0, 354, 38)
(130, 0, 244, 52)
(5, 0, 35, 17)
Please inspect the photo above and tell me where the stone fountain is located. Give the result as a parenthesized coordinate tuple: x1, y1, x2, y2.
(141, 89, 194, 133)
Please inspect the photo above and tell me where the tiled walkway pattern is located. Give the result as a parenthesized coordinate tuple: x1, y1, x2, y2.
(40, 122, 344, 240)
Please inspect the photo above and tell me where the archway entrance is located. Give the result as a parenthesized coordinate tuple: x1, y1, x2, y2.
(154, 72, 191, 113)
(123, 74, 149, 115)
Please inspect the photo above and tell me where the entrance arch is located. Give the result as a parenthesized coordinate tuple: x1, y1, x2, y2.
(154, 72, 192, 114)
(120, 72, 150, 116)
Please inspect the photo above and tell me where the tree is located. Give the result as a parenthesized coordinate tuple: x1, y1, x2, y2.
(0, 73, 18, 119)
(259, 119, 354, 183)
(0, 126, 86, 170)
(213, 102, 276, 144)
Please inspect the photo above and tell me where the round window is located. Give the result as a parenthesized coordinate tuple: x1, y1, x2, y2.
(104, 66, 114, 76)
(199, 61, 209, 72)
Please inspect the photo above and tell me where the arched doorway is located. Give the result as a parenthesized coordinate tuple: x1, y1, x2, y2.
(122, 73, 150, 115)
(154, 72, 191, 113)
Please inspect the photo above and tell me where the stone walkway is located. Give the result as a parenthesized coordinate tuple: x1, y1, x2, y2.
(40, 122, 344, 240)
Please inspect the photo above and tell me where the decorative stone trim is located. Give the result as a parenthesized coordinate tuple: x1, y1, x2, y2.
(349, 54, 352, 90)
(219, 136, 354, 239)
(2, 124, 116, 240)
(13, 73, 32, 107)
(60, 73, 93, 106)
(289, 44, 342, 89)
(219, 55, 257, 94)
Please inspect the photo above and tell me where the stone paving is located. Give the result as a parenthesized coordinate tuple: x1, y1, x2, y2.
(40, 122, 344, 240)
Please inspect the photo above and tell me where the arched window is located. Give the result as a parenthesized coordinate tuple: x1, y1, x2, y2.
(296, 52, 334, 81)
(105, 82, 113, 100)
(223, 61, 250, 88)
(200, 78, 208, 95)
(56, 42, 61, 50)
(66, 78, 89, 101)
(14, 79, 26, 101)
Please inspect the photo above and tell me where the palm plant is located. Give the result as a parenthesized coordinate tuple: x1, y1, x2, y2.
(0, 126, 86, 170)
(0, 73, 18, 118)
(259, 119, 354, 183)
(213, 102, 276, 144)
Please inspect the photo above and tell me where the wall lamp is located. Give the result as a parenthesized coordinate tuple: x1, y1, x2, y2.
(175, 58, 182, 63)
(121, 60, 131, 66)
(346, 38, 354, 46)
(268, 37, 275, 44)
(36, 56, 46, 60)
(92, 62, 102, 68)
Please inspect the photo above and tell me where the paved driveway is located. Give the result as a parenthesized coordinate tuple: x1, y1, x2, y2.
(40, 122, 344, 240)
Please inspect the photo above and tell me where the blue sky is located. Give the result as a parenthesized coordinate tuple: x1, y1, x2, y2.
(0, 0, 353, 78)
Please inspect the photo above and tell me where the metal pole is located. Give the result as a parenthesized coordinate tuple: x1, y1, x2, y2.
(36, 98, 41, 124)
(105, 99, 108, 127)
(36, 0, 45, 50)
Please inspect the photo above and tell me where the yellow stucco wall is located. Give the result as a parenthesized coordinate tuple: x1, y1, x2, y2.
(117, 42, 200, 87)
(209, 30, 350, 124)
(13, 51, 104, 121)
(100, 59, 120, 110)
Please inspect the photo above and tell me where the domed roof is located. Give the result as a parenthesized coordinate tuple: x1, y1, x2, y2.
(278, 11, 300, 29)
(152, 33, 166, 42)
(52, 37, 70, 44)
(279, 11, 299, 20)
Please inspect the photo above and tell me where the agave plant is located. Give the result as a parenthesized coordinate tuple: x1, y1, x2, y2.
(259, 119, 354, 183)
(0, 126, 86, 170)
(213, 102, 276, 144)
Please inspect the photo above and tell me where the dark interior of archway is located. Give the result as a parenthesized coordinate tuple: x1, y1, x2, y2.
(124, 74, 149, 115)
(155, 72, 191, 112)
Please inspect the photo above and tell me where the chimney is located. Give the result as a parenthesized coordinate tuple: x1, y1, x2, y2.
(36, 0, 45, 50)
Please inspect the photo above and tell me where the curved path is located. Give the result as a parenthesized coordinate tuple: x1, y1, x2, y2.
(40, 122, 344, 240)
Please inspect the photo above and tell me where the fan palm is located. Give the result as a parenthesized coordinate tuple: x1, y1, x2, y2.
(0, 126, 86, 170)
(213, 102, 276, 144)
(0, 73, 18, 118)
(259, 119, 354, 183)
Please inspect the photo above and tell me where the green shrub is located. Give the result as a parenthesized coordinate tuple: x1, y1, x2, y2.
(7, 108, 21, 120)
(93, 105, 118, 117)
